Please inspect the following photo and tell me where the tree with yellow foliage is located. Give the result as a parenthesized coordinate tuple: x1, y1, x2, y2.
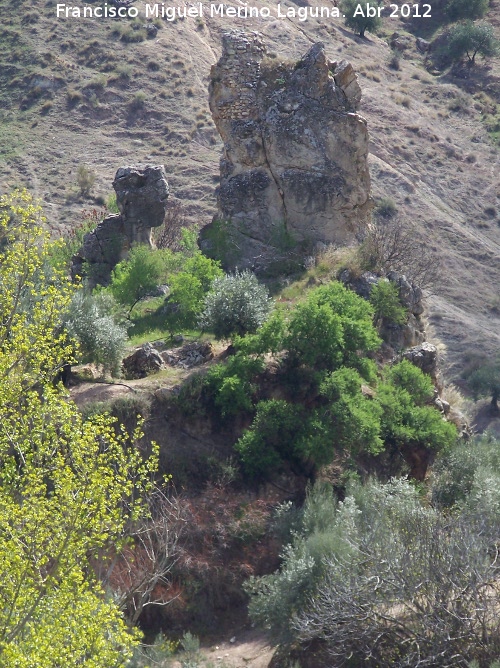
(0, 191, 156, 666)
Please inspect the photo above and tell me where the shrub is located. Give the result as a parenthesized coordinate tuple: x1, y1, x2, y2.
(249, 477, 500, 666)
(466, 358, 500, 411)
(369, 279, 408, 324)
(203, 352, 265, 418)
(63, 291, 127, 376)
(445, 0, 489, 21)
(76, 164, 96, 196)
(235, 399, 309, 479)
(108, 245, 175, 315)
(377, 379, 457, 455)
(199, 270, 272, 339)
(285, 282, 380, 372)
(341, 0, 382, 37)
(445, 21, 498, 65)
(374, 197, 397, 218)
(166, 253, 223, 331)
(385, 359, 434, 405)
(359, 217, 440, 290)
(319, 367, 384, 456)
(431, 433, 500, 508)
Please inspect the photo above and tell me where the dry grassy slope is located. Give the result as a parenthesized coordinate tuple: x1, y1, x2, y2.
(1, 0, 500, 377)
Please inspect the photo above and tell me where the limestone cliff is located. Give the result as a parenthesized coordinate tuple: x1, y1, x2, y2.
(203, 31, 372, 271)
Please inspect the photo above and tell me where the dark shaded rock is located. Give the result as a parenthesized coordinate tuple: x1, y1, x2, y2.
(122, 343, 164, 379)
(387, 271, 424, 316)
(73, 164, 169, 287)
(416, 37, 431, 53)
(113, 164, 169, 236)
(339, 269, 379, 300)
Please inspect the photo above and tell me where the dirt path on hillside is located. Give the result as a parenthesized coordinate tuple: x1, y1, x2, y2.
(176, 629, 276, 668)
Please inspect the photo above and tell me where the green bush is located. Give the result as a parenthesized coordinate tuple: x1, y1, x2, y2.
(203, 352, 265, 418)
(341, 0, 382, 37)
(369, 279, 408, 325)
(199, 270, 272, 339)
(445, 0, 489, 21)
(319, 367, 384, 456)
(166, 254, 223, 331)
(377, 378, 457, 455)
(385, 359, 434, 404)
(108, 245, 178, 314)
(285, 282, 380, 372)
(445, 21, 497, 65)
(248, 477, 500, 665)
(76, 164, 96, 196)
(431, 433, 500, 508)
(63, 291, 127, 376)
(235, 399, 309, 479)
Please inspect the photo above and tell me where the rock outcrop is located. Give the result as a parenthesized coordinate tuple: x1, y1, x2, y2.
(340, 269, 426, 353)
(122, 343, 164, 379)
(72, 165, 169, 286)
(202, 31, 371, 271)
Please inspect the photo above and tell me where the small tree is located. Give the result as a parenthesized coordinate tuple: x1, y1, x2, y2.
(445, 0, 489, 22)
(341, 0, 382, 38)
(369, 279, 408, 325)
(76, 164, 96, 196)
(467, 359, 500, 412)
(0, 190, 157, 664)
(199, 270, 272, 339)
(360, 218, 441, 291)
(108, 245, 172, 315)
(445, 21, 498, 65)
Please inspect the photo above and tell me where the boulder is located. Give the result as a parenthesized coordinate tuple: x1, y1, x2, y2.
(387, 271, 424, 316)
(73, 164, 169, 286)
(416, 37, 431, 53)
(402, 342, 438, 378)
(202, 31, 371, 272)
(122, 343, 164, 379)
(162, 341, 214, 369)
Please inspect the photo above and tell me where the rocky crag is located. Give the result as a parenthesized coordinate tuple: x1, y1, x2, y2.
(202, 31, 372, 271)
(72, 165, 169, 286)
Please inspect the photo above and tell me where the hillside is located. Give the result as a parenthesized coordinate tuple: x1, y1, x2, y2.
(2, 0, 500, 379)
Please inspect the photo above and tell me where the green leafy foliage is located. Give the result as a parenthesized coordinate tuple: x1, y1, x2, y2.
(167, 253, 223, 330)
(0, 191, 156, 665)
(248, 477, 500, 666)
(235, 400, 310, 479)
(369, 279, 408, 325)
(445, 21, 497, 64)
(63, 291, 127, 376)
(341, 0, 382, 37)
(199, 270, 272, 339)
(285, 282, 380, 372)
(431, 433, 500, 508)
(203, 352, 265, 418)
(319, 368, 384, 456)
(377, 373, 456, 455)
(109, 245, 178, 314)
(445, 0, 489, 21)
